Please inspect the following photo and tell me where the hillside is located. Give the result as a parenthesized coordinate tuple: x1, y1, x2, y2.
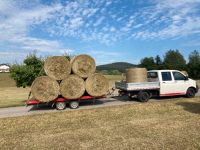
(96, 62, 137, 73)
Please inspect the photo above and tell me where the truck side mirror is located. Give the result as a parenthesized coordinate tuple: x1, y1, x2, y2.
(185, 76, 189, 80)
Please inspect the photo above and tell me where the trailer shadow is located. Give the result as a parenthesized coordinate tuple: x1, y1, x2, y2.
(176, 102, 200, 114)
(29, 104, 54, 111)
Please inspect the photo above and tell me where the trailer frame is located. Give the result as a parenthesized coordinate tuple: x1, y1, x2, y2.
(26, 95, 104, 110)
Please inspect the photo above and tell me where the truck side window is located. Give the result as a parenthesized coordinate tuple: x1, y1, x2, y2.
(173, 72, 186, 80)
(161, 72, 172, 81)
(147, 72, 158, 82)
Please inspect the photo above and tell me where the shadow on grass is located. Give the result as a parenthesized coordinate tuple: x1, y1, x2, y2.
(176, 102, 200, 114)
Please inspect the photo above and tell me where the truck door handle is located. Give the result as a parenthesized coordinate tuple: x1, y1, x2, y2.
(162, 82, 166, 83)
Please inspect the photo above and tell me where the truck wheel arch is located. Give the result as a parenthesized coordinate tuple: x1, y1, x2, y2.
(186, 87, 196, 98)
(137, 91, 150, 102)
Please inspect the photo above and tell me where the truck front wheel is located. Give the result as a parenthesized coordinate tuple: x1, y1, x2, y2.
(186, 88, 195, 98)
(137, 91, 150, 102)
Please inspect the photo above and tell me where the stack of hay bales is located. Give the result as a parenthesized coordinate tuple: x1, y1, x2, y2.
(126, 68, 147, 83)
(31, 55, 109, 102)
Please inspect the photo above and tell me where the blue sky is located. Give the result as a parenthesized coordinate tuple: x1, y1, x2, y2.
(0, 0, 200, 65)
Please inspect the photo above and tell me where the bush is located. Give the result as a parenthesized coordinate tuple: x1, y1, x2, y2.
(10, 53, 44, 88)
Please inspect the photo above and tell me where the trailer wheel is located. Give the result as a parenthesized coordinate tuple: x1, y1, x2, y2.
(69, 101, 79, 109)
(137, 91, 150, 102)
(186, 88, 195, 98)
(55, 102, 66, 110)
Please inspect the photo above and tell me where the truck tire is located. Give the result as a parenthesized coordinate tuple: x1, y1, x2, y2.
(69, 101, 79, 109)
(186, 88, 195, 98)
(55, 102, 66, 110)
(137, 91, 150, 102)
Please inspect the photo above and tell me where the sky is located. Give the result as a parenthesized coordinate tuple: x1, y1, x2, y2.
(0, 0, 200, 65)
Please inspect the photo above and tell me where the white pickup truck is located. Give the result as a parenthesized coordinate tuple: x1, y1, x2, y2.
(115, 70, 199, 102)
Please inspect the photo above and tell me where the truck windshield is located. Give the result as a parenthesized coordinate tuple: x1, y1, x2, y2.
(173, 72, 186, 80)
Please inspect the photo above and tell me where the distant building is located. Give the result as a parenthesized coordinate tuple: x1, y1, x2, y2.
(0, 64, 10, 72)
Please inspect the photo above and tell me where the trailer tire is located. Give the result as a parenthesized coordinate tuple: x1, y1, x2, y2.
(186, 88, 195, 98)
(137, 91, 150, 102)
(69, 101, 79, 109)
(55, 102, 66, 110)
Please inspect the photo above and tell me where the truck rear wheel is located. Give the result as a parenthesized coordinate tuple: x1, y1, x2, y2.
(186, 88, 195, 98)
(69, 101, 79, 109)
(137, 91, 150, 102)
(55, 102, 66, 110)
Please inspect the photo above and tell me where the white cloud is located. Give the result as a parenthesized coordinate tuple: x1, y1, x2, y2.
(0, 0, 200, 53)
(93, 16, 105, 26)
(132, 0, 200, 39)
(0, 1, 65, 54)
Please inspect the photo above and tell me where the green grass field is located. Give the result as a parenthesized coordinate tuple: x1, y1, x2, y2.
(0, 97, 200, 149)
(0, 73, 16, 87)
(0, 73, 30, 108)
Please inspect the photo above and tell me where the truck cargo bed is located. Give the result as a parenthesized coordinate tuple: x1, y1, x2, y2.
(115, 81, 160, 91)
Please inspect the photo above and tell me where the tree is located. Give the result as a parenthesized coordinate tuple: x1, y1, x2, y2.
(10, 52, 44, 88)
(140, 57, 156, 70)
(188, 50, 200, 79)
(155, 55, 163, 69)
(163, 50, 186, 70)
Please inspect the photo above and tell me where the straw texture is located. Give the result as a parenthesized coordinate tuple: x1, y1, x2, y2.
(71, 54, 96, 78)
(60, 75, 85, 99)
(44, 56, 71, 80)
(85, 73, 109, 97)
(126, 68, 147, 83)
(31, 76, 60, 102)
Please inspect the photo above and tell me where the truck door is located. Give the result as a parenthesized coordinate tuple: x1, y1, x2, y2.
(160, 71, 183, 96)
(171, 71, 189, 94)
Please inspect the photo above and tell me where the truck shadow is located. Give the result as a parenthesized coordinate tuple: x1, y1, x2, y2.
(112, 95, 186, 102)
(176, 102, 200, 114)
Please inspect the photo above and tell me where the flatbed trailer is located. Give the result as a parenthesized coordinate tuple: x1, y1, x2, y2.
(26, 95, 104, 110)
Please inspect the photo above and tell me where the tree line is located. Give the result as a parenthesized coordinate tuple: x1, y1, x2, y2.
(139, 50, 200, 79)
(9, 49, 200, 88)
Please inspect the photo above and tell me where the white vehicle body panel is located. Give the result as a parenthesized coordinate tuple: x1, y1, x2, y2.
(115, 70, 197, 97)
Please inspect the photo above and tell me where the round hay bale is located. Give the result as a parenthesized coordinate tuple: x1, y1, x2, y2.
(71, 54, 96, 78)
(126, 68, 147, 83)
(31, 76, 59, 102)
(44, 56, 71, 80)
(60, 75, 85, 99)
(181, 70, 188, 76)
(85, 73, 109, 97)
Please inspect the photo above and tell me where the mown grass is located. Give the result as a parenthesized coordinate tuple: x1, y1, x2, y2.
(0, 73, 30, 108)
(0, 87, 30, 108)
(105, 75, 125, 89)
(0, 73, 16, 87)
(0, 97, 200, 149)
